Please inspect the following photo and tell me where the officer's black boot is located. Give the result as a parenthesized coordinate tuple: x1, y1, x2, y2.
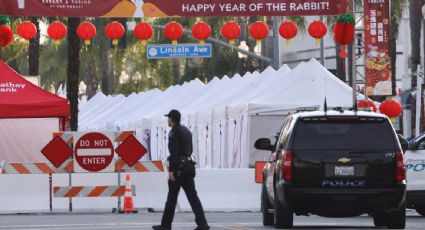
(152, 225, 170, 230)
(194, 224, 210, 230)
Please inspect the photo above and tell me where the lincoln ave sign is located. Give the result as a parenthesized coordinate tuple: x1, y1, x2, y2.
(0, 0, 350, 17)
(147, 44, 212, 59)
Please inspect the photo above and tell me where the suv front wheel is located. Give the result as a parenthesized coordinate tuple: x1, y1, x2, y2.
(261, 182, 274, 226)
(274, 189, 293, 229)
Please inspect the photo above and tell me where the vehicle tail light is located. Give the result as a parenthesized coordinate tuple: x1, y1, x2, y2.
(281, 150, 293, 181)
(396, 150, 406, 182)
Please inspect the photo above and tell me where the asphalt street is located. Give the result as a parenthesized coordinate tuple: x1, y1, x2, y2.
(0, 211, 424, 230)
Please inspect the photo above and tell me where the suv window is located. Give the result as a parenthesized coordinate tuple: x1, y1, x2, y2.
(278, 116, 293, 149)
(293, 116, 396, 150)
(417, 138, 425, 150)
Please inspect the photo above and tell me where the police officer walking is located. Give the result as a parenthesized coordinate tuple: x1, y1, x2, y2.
(153, 110, 209, 230)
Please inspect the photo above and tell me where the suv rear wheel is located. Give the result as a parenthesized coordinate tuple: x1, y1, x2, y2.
(261, 182, 274, 226)
(274, 190, 293, 229)
(372, 213, 387, 227)
(387, 202, 406, 229)
(416, 206, 425, 217)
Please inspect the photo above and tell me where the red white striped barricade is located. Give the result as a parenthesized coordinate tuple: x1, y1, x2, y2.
(1, 160, 73, 174)
(0, 160, 164, 174)
(0, 131, 163, 213)
(53, 185, 136, 198)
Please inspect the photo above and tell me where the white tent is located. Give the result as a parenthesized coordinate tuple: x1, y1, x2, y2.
(79, 59, 360, 168)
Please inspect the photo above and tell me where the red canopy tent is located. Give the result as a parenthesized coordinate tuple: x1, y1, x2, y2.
(0, 59, 69, 119)
(0, 59, 70, 162)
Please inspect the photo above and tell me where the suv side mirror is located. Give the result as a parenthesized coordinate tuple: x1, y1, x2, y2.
(254, 138, 274, 151)
(397, 134, 409, 152)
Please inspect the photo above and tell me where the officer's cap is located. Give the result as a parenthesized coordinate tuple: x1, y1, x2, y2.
(165, 109, 181, 123)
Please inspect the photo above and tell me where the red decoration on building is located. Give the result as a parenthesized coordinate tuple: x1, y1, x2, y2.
(0, 25, 13, 47)
(47, 21, 67, 46)
(279, 21, 298, 45)
(105, 21, 125, 46)
(333, 15, 355, 58)
(221, 21, 241, 45)
(308, 20, 327, 45)
(77, 21, 96, 46)
(379, 99, 402, 118)
(249, 21, 269, 44)
(164, 21, 183, 45)
(17, 21, 37, 43)
(134, 22, 154, 45)
(357, 100, 377, 112)
(192, 21, 211, 44)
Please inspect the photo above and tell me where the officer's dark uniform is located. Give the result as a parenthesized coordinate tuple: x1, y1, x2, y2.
(159, 114, 208, 230)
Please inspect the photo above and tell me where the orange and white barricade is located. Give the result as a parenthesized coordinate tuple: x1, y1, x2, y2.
(0, 131, 165, 213)
(0, 160, 163, 174)
(53, 185, 135, 198)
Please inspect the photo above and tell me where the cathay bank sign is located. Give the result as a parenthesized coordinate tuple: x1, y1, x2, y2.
(0, 82, 26, 93)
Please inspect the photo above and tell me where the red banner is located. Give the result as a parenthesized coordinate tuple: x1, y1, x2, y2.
(0, 0, 350, 18)
(364, 0, 392, 96)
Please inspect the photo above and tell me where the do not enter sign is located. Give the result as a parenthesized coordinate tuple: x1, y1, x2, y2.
(74, 132, 114, 172)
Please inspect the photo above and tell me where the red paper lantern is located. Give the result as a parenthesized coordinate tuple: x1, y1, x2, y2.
(17, 21, 37, 42)
(334, 15, 355, 58)
(357, 100, 377, 112)
(77, 21, 96, 46)
(249, 21, 269, 44)
(164, 21, 183, 45)
(308, 20, 327, 45)
(192, 22, 211, 44)
(47, 21, 67, 46)
(279, 21, 298, 45)
(105, 21, 125, 46)
(221, 21, 241, 45)
(134, 22, 154, 45)
(379, 99, 402, 118)
(0, 25, 13, 47)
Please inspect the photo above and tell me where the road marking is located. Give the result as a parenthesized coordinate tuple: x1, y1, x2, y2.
(214, 225, 256, 230)
(0, 222, 264, 230)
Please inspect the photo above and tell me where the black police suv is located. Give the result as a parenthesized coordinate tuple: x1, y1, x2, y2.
(255, 110, 406, 229)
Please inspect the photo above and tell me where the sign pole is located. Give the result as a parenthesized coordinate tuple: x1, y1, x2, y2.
(69, 171, 73, 212)
(117, 171, 122, 213)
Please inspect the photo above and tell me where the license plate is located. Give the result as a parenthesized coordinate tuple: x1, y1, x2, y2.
(334, 166, 355, 176)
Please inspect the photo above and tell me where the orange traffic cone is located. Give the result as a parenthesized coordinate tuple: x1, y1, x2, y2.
(121, 174, 137, 213)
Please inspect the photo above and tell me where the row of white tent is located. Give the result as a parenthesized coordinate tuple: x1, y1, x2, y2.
(79, 59, 360, 168)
